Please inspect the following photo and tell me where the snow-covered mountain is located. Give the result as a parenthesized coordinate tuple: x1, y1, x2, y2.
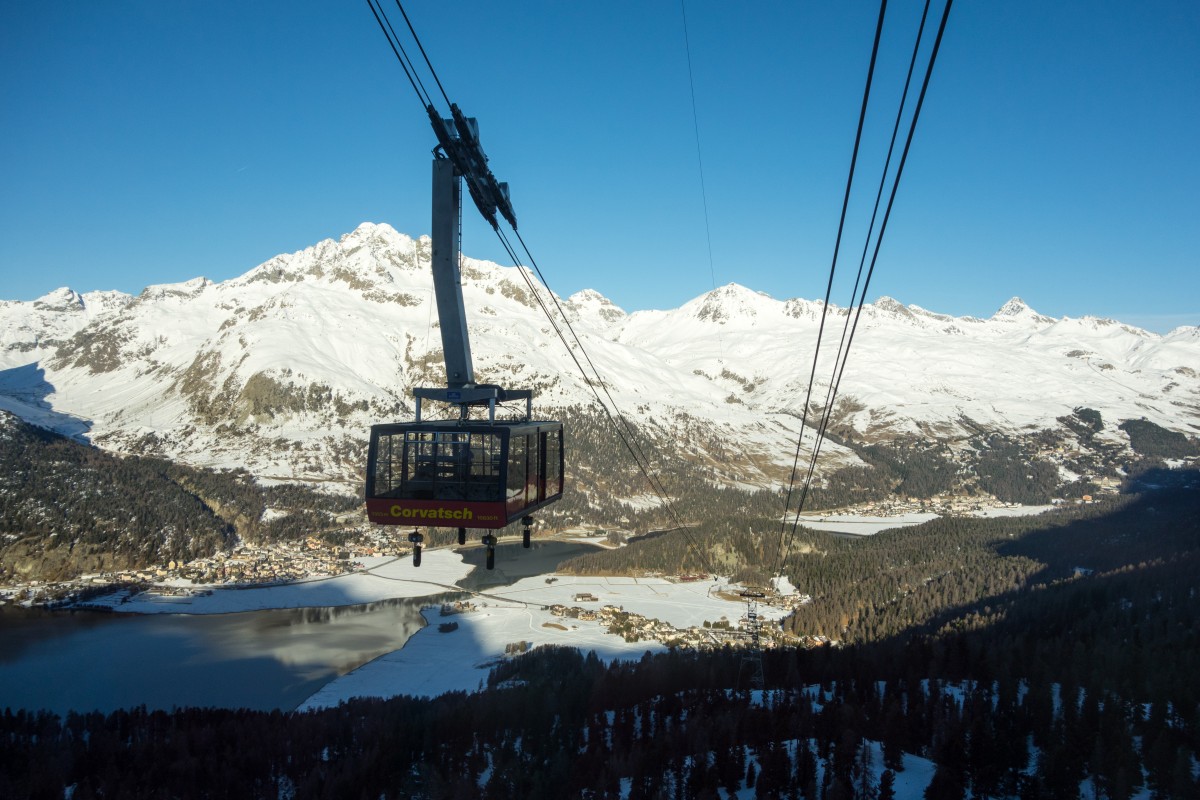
(2, 222, 1197, 491)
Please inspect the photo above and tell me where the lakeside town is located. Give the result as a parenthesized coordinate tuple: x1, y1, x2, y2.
(0, 487, 1113, 611)
(541, 591, 814, 652)
(0, 514, 825, 657)
(0, 526, 398, 608)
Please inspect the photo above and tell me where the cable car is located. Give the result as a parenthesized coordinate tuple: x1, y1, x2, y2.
(366, 418, 564, 530)
(364, 109, 564, 569)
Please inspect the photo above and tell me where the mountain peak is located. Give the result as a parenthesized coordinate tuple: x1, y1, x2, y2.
(995, 297, 1032, 317)
(683, 283, 781, 324)
(783, 297, 838, 320)
(340, 221, 412, 249)
(139, 277, 212, 302)
(871, 296, 914, 319)
(567, 289, 626, 325)
(32, 287, 85, 312)
(992, 296, 1055, 325)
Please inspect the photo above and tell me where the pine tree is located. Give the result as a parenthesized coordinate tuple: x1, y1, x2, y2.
(878, 769, 897, 800)
(924, 764, 967, 800)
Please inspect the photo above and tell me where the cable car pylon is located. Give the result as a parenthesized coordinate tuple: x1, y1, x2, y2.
(738, 589, 766, 691)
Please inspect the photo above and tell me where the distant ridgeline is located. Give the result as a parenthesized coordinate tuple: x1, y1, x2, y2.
(2, 223, 1197, 517)
(0, 412, 357, 585)
(3, 482, 1197, 799)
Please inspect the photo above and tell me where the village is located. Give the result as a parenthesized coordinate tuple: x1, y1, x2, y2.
(2, 527, 410, 607)
(798, 467, 1122, 523)
(536, 584, 813, 654)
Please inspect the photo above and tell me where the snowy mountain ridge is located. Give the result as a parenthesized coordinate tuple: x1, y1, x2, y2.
(1, 222, 1197, 491)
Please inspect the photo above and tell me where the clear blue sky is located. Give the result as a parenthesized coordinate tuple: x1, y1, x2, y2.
(2, 1, 1197, 332)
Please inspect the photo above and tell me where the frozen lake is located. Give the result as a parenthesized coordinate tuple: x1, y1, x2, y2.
(0, 541, 600, 715)
(0, 596, 444, 715)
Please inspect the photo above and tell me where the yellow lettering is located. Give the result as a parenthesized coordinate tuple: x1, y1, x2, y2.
(388, 505, 476, 520)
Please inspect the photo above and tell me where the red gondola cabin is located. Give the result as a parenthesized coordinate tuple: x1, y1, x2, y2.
(365, 420, 564, 529)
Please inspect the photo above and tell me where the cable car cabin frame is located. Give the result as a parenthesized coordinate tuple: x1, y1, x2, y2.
(366, 420, 564, 530)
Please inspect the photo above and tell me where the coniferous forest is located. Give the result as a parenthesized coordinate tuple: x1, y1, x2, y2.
(2, 477, 1198, 799)
(0, 414, 359, 583)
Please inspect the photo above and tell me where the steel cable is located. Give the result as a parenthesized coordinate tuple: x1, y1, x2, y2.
(774, 0, 891, 577)
(775, 0, 954, 577)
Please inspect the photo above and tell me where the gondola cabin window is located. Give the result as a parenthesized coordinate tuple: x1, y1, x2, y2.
(507, 433, 529, 514)
(543, 428, 562, 499)
(402, 430, 502, 502)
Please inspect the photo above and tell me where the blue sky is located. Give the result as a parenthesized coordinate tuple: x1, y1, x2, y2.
(2, 1, 1197, 332)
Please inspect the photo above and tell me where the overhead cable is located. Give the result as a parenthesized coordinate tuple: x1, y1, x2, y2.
(774, 0, 891, 576)
(679, 0, 722, 308)
(783, 0, 936, 556)
(366, 0, 432, 110)
(501, 229, 720, 576)
(775, 0, 953, 578)
(391, 0, 454, 109)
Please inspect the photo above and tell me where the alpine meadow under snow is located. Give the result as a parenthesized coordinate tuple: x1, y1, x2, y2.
(1, 221, 1197, 491)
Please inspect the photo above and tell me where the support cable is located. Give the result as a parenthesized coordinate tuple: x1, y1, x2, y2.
(779, 0, 931, 568)
(775, 0, 953, 576)
(512, 229, 663, 487)
(774, 0, 890, 577)
(494, 227, 720, 576)
(498, 235, 681, 511)
(679, 1, 723, 331)
(491, 228, 663, 504)
(392, 0, 454, 109)
(784, 0, 934, 538)
(366, 0, 432, 110)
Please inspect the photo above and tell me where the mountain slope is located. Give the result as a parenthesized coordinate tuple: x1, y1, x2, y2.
(1, 223, 1197, 499)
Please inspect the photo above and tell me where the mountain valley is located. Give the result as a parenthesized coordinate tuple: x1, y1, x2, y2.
(1, 223, 1198, 585)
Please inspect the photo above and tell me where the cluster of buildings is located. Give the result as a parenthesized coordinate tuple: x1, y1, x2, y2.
(105, 537, 362, 587)
(832, 493, 1028, 519)
(808, 485, 1113, 522)
(3, 528, 419, 608)
(167, 525, 421, 587)
(546, 597, 797, 652)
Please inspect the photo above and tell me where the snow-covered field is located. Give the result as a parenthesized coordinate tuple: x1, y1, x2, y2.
(793, 511, 939, 535)
(297, 600, 657, 708)
(91, 550, 472, 614)
(793, 504, 1057, 536)
(970, 504, 1056, 519)
(299, 570, 787, 709)
(83, 547, 784, 708)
